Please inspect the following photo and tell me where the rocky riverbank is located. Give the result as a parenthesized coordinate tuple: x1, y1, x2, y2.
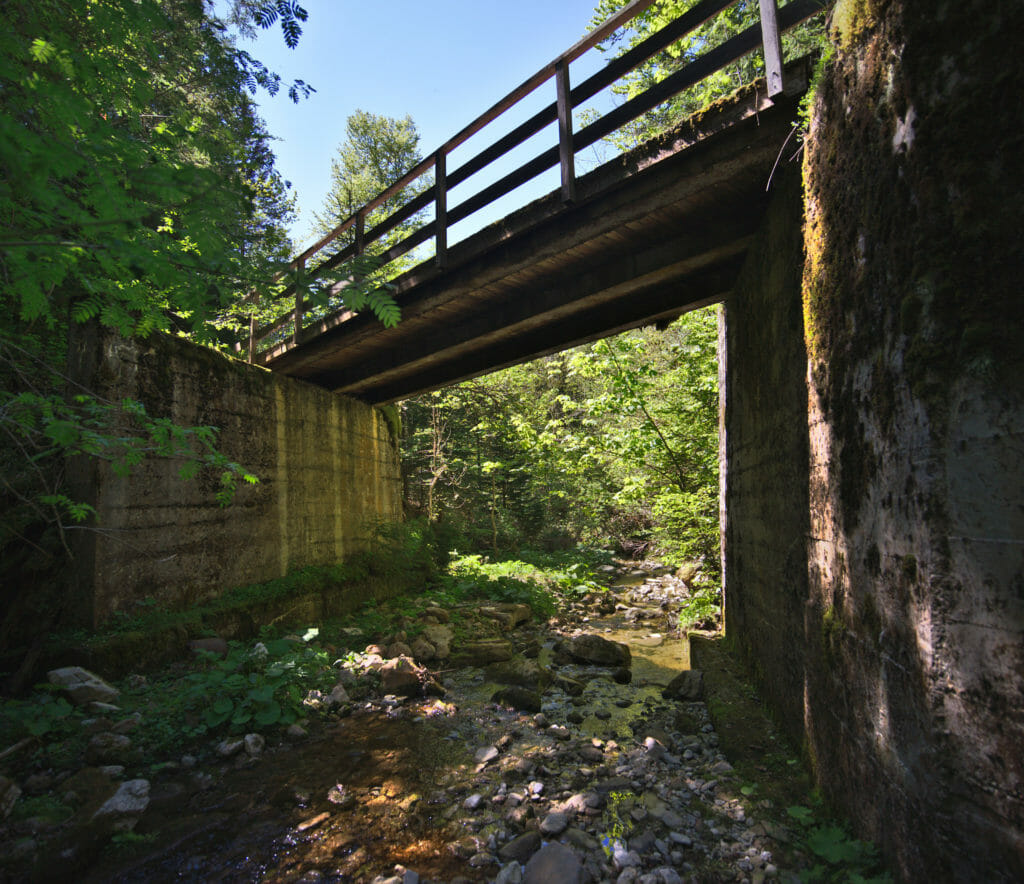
(0, 561, 858, 883)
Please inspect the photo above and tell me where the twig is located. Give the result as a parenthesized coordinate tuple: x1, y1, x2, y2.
(0, 736, 35, 762)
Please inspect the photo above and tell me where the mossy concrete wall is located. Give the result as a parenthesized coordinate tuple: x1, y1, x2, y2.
(726, 1, 1023, 877)
(67, 327, 403, 627)
(799, 0, 1024, 877)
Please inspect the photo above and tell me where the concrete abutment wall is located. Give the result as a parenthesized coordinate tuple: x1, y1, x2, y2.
(67, 326, 403, 627)
(724, 1, 1024, 878)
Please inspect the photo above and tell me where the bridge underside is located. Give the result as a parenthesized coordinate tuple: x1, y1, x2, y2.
(263, 68, 808, 404)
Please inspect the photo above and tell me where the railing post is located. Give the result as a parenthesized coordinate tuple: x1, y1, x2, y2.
(355, 211, 365, 257)
(293, 257, 304, 346)
(248, 311, 255, 364)
(555, 59, 576, 204)
(758, 0, 784, 97)
(435, 150, 448, 269)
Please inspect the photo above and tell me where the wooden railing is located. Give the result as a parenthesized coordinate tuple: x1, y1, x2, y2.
(243, 0, 825, 363)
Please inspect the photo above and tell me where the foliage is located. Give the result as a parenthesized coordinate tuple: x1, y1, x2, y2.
(600, 790, 636, 856)
(182, 633, 334, 735)
(786, 803, 893, 883)
(400, 308, 721, 568)
(677, 584, 722, 632)
(588, 0, 826, 150)
(0, 687, 76, 740)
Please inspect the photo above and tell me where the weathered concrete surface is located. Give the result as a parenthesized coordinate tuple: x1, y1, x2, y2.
(725, 2, 1024, 877)
(801, 0, 1024, 878)
(67, 327, 402, 626)
(721, 162, 810, 742)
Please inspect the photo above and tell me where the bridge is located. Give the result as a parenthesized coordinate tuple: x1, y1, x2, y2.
(244, 0, 826, 403)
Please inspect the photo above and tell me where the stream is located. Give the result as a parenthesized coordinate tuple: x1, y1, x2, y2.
(20, 565, 797, 883)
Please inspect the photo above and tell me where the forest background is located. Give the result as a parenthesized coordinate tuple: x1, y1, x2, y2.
(1, 0, 822, 650)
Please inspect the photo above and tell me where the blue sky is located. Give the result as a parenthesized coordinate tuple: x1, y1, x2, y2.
(241, 0, 624, 251)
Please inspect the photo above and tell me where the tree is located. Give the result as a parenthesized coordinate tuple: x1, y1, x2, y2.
(0, 0, 312, 672)
(399, 308, 721, 565)
(588, 0, 825, 149)
(312, 110, 431, 282)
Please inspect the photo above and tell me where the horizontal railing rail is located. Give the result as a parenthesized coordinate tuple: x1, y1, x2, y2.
(243, 0, 826, 363)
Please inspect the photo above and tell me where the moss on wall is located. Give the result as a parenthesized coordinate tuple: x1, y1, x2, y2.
(800, 0, 1024, 878)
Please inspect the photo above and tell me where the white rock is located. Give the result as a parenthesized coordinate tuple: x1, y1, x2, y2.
(92, 779, 150, 831)
(244, 733, 266, 757)
(47, 666, 120, 706)
(216, 738, 244, 758)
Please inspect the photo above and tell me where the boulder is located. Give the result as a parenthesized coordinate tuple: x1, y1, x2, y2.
(498, 830, 541, 864)
(523, 842, 583, 884)
(421, 624, 454, 659)
(663, 669, 704, 701)
(47, 666, 120, 706)
(564, 634, 631, 667)
(409, 636, 437, 662)
(485, 657, 551, 691)
(380, 656, 424, 697)
(491, 686, 542, 713)
(422, 606, 450, 623)
(92, 779, 150, 832)
(386, 641, 413, 659)
(86, 732, 132, 765)
(450, 638, 513, 667)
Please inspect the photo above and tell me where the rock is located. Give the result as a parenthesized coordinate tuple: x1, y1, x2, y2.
(86, 732, 132, 765)
(386, 641, 414, 659)
(491, 686, 542, 713)
(189, 637, 228, 658)
(244, 733, 266, 758)
(422, 607, 450, 623)
(475, 745, 499, 765)
(548, 725, 571, 741)
(421, 624, 454, 659)
(111, 712, 142, 734)
(327, 784, 355, 809)
(328, 683, 351, 706)
(463, 793, 483, 810)
(1, 775, 21, 819)
(523, 842, 583, 884)
(286, 723, 308, 740)
(539, 811, 569, 836)
(711, 759, 734, 775)
(498, 830, 541, 864)
(563, 634, 631, 667)
(451, 638, 514, 666)
(92, 779, 150, 832)
(47, 666, 120, 706)
(495, 862, 524, 884)
(493, 603, 533, 627)
(612, 667, 632, 684)
(663, 669, 704, 701)
(563, 827, 600, 851)
(380, 656, 425, 697)
(216, 738, 244, 758)
(410, 636, 437, 661)
(486, 657, 551, 691)
(552, 674, 585, 696)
